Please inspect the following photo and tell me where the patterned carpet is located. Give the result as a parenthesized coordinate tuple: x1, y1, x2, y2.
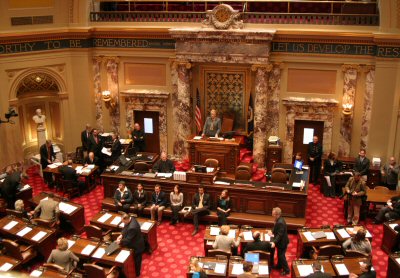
(25, 166, 387, 278)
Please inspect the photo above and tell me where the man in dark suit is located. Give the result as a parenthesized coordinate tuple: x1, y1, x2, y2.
(307, 261, 332, 278)
(354, 149, 370, 181)
(132, 123, 145, 152)
(40, 140, 56, 186)
(350, 260, 376, 278)
(270, 207, 290, 276)
(189, 186, 210, 236)
(116, 213, 145, 277)
(133, 183, 147, 217)
(307, 135, 323, 185)
(150, 185, 167, 225)
(152, 152, 175, 173)
(110, 133, 122, 162)
(59, 160, 84, 194)
(1, 168, 27, 209)
(87, 129, 104, 171)
(243, 231, 272, 254)
(81, 124, 91, 156)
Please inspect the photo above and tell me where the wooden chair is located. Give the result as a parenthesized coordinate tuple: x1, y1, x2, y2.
(84, 224, 112, 241)
(345, 250, 369, 258)
(208, 249, 231, 260)
(5, 209, 23, 218)
(271, 171, 287, 183)
(248, 250, 271, 263)
(134, 162, 149, 172)
(312, 244, 343, 259)
(75, 147, 84, 164)
(2, 239, 37, 264)
(83, 263, 119, 278)
(235, 169, 252, 181)
(31, 218, 58, 229)
(221, 113, 234, 133)
(43, 263, 70, 275)
(204, 158, 219, 169)
(60, 179, 81, 199)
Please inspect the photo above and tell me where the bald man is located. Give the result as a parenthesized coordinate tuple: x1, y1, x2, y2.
(243, 230, 272, 254)
(202, 109, 221, 137)
(381, 157, 399, 190)
(152, 152, 175, 173)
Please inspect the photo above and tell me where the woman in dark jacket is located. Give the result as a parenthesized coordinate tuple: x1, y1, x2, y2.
(217, 189, 231, 226)
(323, 152, 341, 198)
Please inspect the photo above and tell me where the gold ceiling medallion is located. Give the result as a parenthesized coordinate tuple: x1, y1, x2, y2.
(202, 4, 243, 30)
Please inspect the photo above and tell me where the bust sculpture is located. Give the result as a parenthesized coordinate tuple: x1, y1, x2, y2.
(32, 108, 46, 131)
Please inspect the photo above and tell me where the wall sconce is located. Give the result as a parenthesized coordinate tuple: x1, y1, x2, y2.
(102, 90, 117, 111)
(342, 94, 353, 116)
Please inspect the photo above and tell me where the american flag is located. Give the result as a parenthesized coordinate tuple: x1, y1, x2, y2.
(195, 89, 202, 133)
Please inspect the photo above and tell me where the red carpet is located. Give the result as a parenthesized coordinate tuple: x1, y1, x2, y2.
(25, 166, 387, 277)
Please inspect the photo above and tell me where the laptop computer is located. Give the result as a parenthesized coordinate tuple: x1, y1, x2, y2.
(294, 160, 303, 171)
(119, 154, 130, 166)
(194, 165, 207, 173)
(105, 241, 120, 256)
(245, 253, 260, 273)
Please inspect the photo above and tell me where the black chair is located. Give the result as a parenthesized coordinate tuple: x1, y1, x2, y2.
(60, 179, 81, 199)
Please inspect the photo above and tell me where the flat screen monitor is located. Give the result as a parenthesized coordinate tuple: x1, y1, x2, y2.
(194, 165, 207, 173)
(294, 160, 303, 171)
(244, 253, 260, 263)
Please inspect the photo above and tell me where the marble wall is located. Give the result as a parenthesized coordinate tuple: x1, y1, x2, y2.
(105, 58, 120, 135)
(93, 57, 103, 131)
(360, 67, 375, 149)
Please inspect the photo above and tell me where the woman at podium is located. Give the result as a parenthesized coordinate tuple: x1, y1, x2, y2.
(202, 109, 221, 137)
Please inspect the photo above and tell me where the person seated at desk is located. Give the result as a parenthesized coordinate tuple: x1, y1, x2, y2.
(170, 185, 183, 225)
(110, 133, 122, 162)
(152, 151, 175, 173)
(216, 189, 231, 226)
(133, 183, 147, 217)
(14, 199, 30, 219)
(323, 152, 341, 198)
(150, 185, 167, 225)
(59, 160, 85, 194)
(374, 195, 400, 224)
(47, 237, 79, 272)
(187, 186, 210, 236)
(202, 109, 221, 138)
(114, 180, 133, 213)
(189, 257, 208, 278)
(132, 123, 146, 152)
(238, 261, 255, 278)
(306, 261, 332, 278)
(349, 260, 376, 278)
(1, 167, 28, 209)
(212, 225, 241, 253)
(342, 228, 372, 255)
(243, 231, 272, 254)
(31, 192, 60, 224)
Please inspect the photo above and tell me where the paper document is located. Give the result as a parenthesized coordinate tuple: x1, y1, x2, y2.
(396, 258, 400, 264)
(30, 270, 43, 277)
(326, 232, 336, 240)
(32, 231, 47, 241)
(365, 230, 372, 238)
(214, 263, 226, 274)
(81, 244, 96, 255)
(157, 173, 173, 178)
(258, 264, 269, 275)
(336, 228, 350, 238)
(141, 222, 152, 231)
(302, 231, 315, 241)
(193, 136, 202, 140)
(231, 263, 244, 275)
(86, 164, 95, 169)
(92, 247, 106, 258)
(101, 147, 112, 156)
(210, 227, 220, 236)
(59, 202, 77, 214)
(214, 181, 230, 185)
(115, 250, 131, 263)
(47, 164, 58, 169)
(111, 216, 122, 226)
(264, 233, 271, 241)
(228, 229, 236, 239)
(75, 166, 83, 173)
(297, 264, 314, 276)
(21, 184, 31, 191)
(243, 231, 253, 241)
(292, 182, 302, 188)
(17, 227, 32, 237)
(0, 262, 13, 271)
(98, 213, 112, 223)
(335, 264, 349, 275)
(67, 240, 75, 249)
(206, 240, 214, 246)
(206, 167, 214, 173)
(390, 223, 399, 232)
(3, 220, 18, 230)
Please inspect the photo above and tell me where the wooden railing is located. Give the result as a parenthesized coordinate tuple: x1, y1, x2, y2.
(90, 0, 379, 26)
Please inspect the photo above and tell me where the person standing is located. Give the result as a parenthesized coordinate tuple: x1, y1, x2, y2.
(381, 156, 399, 190)
(189, 186, 210, 236)
(110, 133, 122, 162)
(87, 128, 104, 171)
(40, 140, 55, 187)
(202, 109, 222, 138)
(1, 169, 28, 209)
(170, 185, 183, 225)
(269, 207, 290, 276)
(354, 149, 370, 182)
(132, 123, 146, 152)
(81, 124, 91, 156)
(323, 152, 341, 198)
(345, 172, 367, 225)
(116, 214, 145, 277)
(307, 135, 323, 185)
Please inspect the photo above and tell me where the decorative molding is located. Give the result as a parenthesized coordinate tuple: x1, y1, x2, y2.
(202, 4, 243, 30)
(341, 64, 362, 72)
(251, 64, 273, 72)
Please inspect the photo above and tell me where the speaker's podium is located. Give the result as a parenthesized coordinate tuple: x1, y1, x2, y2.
(186, 135, 241, 174)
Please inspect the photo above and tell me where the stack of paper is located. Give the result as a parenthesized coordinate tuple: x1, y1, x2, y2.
(335, 264, 349, 275)
(193, 136, 202, 140)
(92, 247, 106, 258)
(210, 227, 220, 236)
(157, 173, 173, 178)
(67, 240, 75, 249)
(243, 231, 253, 241)
(231, 264, 244, 275)
(59, 202, 77, 214)
(302, 231, 316, 241)
(264, 233, 271, 241)
(98, 213, 112, 223)
(17, 227, 32, 237)
(214, 263, 226, 274)
(336, 228, 350, 238)
(0, 262, 13, 271)
(32, 231, 47, 241)
(228, 229, 236, 239)
(206, 167, 214, 173)
(141, 222, 152, 231)
(214, 181, 230, 185)
(115, 250, 131, 263)
(297, 264, 314, 276)
(30, 270, 43, 277)
(111, 216, 122, 226)
(326, 232, 336, 240)
(258, 264, 269, 275)
(3, 220, 18, 230)
(47, 164, 58, 169)
(81, 244, 96, 255)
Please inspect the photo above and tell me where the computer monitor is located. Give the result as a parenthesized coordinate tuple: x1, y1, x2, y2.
(194, 165, 207, 173)
(294, 160, 303, 171)
(119, 154, 129, 166)
(244, 253, 260, 264)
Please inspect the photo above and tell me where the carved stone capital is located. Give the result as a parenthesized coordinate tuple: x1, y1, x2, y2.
(103, 56, 120, 65)
(362, 65, 375, 73)
(251, 64, 273, 72)
(93, 56, 103, 64)
(341, 64, 361, 72)
(171, 60, 192, 70)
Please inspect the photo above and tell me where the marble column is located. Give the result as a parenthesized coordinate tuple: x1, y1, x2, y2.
(105, 58, 120, 134)
(252, 64, 272, 166)
(360, 66, 375, 149)
(338, 65, 360, 157)
(266, 64, 282, 138)
(171, 61, 192, 158)
(93, 57, 103, 131)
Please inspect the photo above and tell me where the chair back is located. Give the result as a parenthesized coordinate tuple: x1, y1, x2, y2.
(204, 159, 219, 169)
(345, 250, 369, 258)
(60, 179, 80, 199)
(237, 164, 252, 174)
(32, 218, 56, 229)
(6, 209, 23, 218)
(271, 167, 286, 174)
(318, 245, 343, 258)
(85, 224, 103, 240)
(83, 263, 106, 278)
(2, 239, 23, 260)
(235, 169, 252, 181)
(208, 249, 231, 260)
(221, 114, 234, 133)
(75, 147, 84, 164)
(271, 171, 287, 183)
(43, 263, 68, 274)
(248, 250, 270, 262)
(134, 162, 149, 172)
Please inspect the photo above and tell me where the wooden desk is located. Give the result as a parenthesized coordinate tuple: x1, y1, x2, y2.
(292, 259, 336, 277)
(187, 257, 228, 278)
(187, 136, 241, 174)
(29, 192, 85, 233)
(0, 254, 20, 271)
(0, 215, 56, 257)
(228, 260, 269, 277)
(387, 253, 400, 278)
(67, 237, 100, 259)
(91, 243, 136, 278)
(186, 167, 218, 185)
(203, 226, 240, 255)
(331, 258, 367, 277)
(366, 187, 399, 203)
(90, 211, 157, 252)
(30, 266, 70, 278)
(296, 228, 338, 258)
(43, 163, 99, 189)
(16, 187, 33, 209)
(333, 225, 372, 243)
(382, 220, 400, 254)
